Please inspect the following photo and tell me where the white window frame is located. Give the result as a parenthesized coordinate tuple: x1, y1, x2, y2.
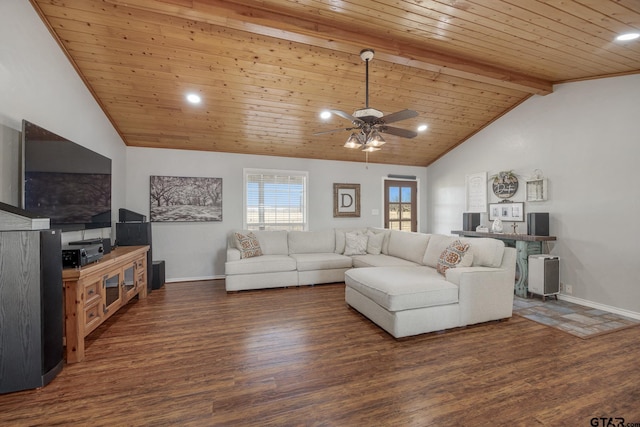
(243, 168, 309, 231)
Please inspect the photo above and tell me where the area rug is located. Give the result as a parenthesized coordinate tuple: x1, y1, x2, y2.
(513, 296, 640, 339)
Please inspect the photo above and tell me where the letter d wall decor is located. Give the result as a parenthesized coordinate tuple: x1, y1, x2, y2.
(333, 183, 361, 217)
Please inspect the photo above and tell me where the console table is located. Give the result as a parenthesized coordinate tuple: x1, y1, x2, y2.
(451, 231, 556, 298)
(62, 245, 149, 363)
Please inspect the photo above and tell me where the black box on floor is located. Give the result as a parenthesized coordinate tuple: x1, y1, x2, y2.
(152, 260, 165, 290)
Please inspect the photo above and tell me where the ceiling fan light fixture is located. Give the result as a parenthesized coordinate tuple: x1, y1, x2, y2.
(366, 130, 386, 147)
(344, 133, 362, 149)
(362, 145, 381, 153)
(315, 48, 419, 161)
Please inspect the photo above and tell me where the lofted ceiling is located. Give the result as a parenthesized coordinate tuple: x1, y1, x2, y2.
(31, 0, 640, 167)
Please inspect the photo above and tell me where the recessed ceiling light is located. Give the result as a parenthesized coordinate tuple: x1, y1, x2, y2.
(417, 124, 428, 132)
(320, 111, 331, 120)
(186, 93, 201, 104)
(616, 32, 640, 41)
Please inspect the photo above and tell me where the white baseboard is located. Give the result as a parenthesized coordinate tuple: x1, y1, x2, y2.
(166, 275, 224, 283)
(558, 294, 640, 320)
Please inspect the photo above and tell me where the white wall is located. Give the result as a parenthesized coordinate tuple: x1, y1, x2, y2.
(0, 0, 126, 243)
(427, 74, 640, 316)
(126, 147, 427, 281)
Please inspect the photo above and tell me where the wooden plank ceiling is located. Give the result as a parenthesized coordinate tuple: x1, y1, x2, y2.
(31, 0, 640, 166)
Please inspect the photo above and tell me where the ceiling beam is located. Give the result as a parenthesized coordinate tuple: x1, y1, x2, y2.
(106, 0, 553, 95)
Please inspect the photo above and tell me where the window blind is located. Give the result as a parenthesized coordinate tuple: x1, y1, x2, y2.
(244, 169, 308, 231)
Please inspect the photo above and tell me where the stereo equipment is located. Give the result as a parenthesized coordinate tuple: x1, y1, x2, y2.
(1, 230, 63, 394)
(116, 222, 153, 292)
(462, 212, 481, 231)
(62, 243, 104, 268)
(528, 255, 559, 299)
(69, 237, 111, 254)
(119, 208, 147, 223)
(527, 212, 549, 236)
(69, 238, 102, 245)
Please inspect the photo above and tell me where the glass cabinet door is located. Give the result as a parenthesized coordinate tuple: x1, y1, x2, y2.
(122, 262, 137, 299)
(103, 271, 121, 313)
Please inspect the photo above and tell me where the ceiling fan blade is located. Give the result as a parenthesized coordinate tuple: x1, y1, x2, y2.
(313, 127, 356, 136)
(330, 109, 363, 125)
(379, 126, 418, 139)
(379, 109, 419, 124)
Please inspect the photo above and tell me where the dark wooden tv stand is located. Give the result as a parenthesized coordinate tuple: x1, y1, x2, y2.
(62, 245, 149, 363)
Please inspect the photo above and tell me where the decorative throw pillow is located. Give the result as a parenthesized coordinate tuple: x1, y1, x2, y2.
(366, 230, 385, 255)
(437, 240, 471, 275)
(234, 231, 263, 259)
(344, 231, 368, 256)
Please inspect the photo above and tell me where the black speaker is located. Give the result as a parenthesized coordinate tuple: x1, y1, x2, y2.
(116, 222, 153, 292)
(119, 208, 147, 223)
(0, 230, 63, 394)
(152, 260, 166, 290)
(462, 212, 481, 231)
(101, 237, 112, 254)
(40, 230, 64, 387)
(527, 212, 549, 236)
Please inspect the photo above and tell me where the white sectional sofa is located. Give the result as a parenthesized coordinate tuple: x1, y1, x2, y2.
(225, 229, 353, 291)
(225, 228, 516, 338)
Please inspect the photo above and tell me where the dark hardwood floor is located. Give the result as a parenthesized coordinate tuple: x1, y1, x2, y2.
(1, 280, 639, 426)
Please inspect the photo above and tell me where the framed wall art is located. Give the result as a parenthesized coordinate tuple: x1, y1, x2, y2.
(489, 202, 524, 222)
(465, 172, 487, 213)
(333, 183, 360, 218)
(150, 175, 222, 222)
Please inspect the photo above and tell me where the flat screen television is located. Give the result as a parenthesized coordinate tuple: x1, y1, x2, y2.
(21, 120, 112, 232)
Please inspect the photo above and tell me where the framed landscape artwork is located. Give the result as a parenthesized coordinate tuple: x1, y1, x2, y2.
(150, 176, 222, 222)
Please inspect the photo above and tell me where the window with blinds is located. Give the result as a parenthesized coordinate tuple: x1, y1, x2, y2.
(244, 169, 308, 231)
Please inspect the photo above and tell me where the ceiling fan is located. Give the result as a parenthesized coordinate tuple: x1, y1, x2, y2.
(314, 48, 419, 152)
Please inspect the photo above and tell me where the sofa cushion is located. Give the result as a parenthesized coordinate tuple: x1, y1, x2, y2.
(386, 230, 431, 264)
(225, 255, 296, 275)
(351, 254, 420, 268)
(436, 240, 472, 275)
(423, 234, 456, 268)
(367, 228, 390, 254)
(289, 230, 335, 254)
(290, 253, 353, 271)
(253, 230, 289, 255)
(345, 267, 459, 311)
(366, 230, 385, 255)
(344, 231, 368, 255)
(233, 231, 263, 259)
(460, 237, 505, 268)
(334, 227, 368, 254)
